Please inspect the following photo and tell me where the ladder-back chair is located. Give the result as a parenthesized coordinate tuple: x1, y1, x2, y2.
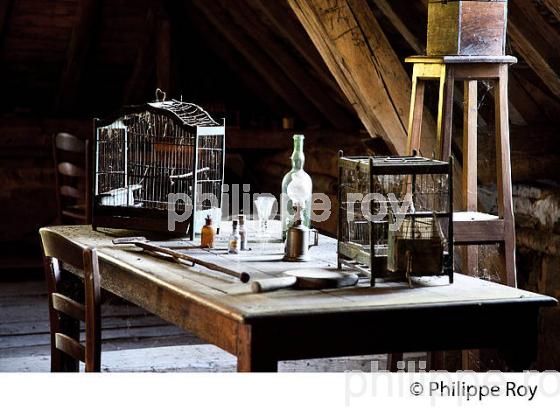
(40, 228, 101, 372)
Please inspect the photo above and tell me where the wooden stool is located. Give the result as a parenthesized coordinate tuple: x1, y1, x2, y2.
(406, 55, 517, 287)
(402, 55, 517, 371)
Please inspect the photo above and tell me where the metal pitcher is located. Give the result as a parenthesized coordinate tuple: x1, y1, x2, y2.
(283, 223, 319, 262)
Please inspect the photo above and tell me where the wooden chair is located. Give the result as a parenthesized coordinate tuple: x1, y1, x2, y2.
(52, 132, 91, 225)
(40, 228, 101, 372)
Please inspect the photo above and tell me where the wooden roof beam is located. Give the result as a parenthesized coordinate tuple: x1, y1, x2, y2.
(245, 0, 348, 106)
(123, 8, 158, 105)
(288, 0, 437, 155)
(192, 0, 323, 126)
(56, 0, 102, 113)
(185, 3, 288, 117)
(508, 22, 560, 99)
(371, 0, 424, 54)
(542, 0, 560, 22)
(222, 0, 356, 130)
(508, 1, 560, 99)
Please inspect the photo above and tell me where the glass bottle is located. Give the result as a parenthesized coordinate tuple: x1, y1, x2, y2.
(200, 215, 215, 249)
(228, 220, 240, 254)
(238, 214, 248, 251)
(281, 134, 312, 240)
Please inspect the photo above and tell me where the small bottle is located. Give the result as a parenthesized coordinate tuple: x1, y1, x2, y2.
(238, 215, 248, 251)
(228, 220, 240, 254)
(200, 215, 215, 248)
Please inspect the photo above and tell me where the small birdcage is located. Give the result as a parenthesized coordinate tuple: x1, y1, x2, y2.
(92, 96, 225, 238)
(337, 153, 453, 286)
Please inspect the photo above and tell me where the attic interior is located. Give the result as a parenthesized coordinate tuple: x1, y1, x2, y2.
(0, 0, 559, 373)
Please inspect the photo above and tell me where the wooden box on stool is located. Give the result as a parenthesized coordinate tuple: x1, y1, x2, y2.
(427, 0, 508, 56)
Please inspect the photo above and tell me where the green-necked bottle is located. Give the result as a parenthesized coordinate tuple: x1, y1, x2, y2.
(281, 135, 312, 240)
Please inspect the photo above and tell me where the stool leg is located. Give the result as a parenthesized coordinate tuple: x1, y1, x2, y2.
(494, 65, 517, 287)
(407, 72, 425, 154)
(462, 80, 478, 276)
(439, 66, 455, 161)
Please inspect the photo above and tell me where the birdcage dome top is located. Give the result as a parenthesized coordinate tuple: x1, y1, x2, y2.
(147, 100, 220, 127)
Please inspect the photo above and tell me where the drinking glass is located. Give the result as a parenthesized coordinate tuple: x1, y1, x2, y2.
(254, 196, 276, 238)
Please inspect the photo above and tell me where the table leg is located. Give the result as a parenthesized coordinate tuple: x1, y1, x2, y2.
(499, 311, 539, 371)
(236, 324, 278, 372)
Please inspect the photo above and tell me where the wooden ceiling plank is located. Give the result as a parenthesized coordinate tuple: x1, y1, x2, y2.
(56, 0, 102, 112)
(192, 0, 323, 126)
(186, 4, 287, 116)
(508, 21, 560, 99)
(246, 0, 348, 105)
(542, 0, 560, 21)
(123, 8, 158, 105)
(371, 0, 424, 54)
(224, 0, 356, 130)
(155, 14, 172, 95)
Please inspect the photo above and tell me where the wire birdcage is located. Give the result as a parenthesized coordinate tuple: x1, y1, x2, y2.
(337, 153, 453, 286)
(93, 98, 225, 238)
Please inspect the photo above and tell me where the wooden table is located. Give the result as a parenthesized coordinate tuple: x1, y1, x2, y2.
(40, 224, 557, 372)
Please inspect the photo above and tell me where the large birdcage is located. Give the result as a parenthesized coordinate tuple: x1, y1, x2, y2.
(337, 153, 453, 286)
(92, 99, 225, 238)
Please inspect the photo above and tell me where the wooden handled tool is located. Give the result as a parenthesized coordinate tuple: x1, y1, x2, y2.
(251, 269, 358, 293)
(112, 237, 250, 283)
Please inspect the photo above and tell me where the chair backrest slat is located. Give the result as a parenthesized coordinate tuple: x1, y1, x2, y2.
(60, 185, 84, 200)
(55, 133, 86, 153)
(55, 333, 85, 363)
(52, 293, 85, 322)
(58, 162, 85, 178)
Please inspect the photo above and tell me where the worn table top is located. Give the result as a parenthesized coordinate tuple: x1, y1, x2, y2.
(41, 224, 556, 324)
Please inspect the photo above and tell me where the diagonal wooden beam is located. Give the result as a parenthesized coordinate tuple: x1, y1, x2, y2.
(192, 0, 323, 126)
(288, 0, 437, 155)
(223, 0, 356, 130)
(56, 0, 102, 112)
(123, 8, 158, 105)
(185, 2, 287, 116)
(371, 0, 424, 54)
(508, 22, 560, 99)
(246, 0, 347, 105)
(542, 0, 560, 22)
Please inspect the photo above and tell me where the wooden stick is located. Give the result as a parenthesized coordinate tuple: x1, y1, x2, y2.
(112, 238, 250, 283)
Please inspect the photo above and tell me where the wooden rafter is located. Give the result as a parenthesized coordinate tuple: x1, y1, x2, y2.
(371, 0, 424, 54)
(123, 8, 158, 105)
(192, 0, 323, 126)
(288, 0, 437, 155)
(508, 1, 560, 99)
(508, 22, 560, 99)
(223, 0, 356, 130)
(542, 0, 560, 22)
(56, 0, 102, 112)
(246, 0, 348, 105)
(185, 3, 287, 116)
(155, 14, 172, 94)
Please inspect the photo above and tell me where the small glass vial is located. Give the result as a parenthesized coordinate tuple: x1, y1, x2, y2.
(238, 215, 248, 251)
(200, 215, 215, 248)
(228, 220, 240, 254)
